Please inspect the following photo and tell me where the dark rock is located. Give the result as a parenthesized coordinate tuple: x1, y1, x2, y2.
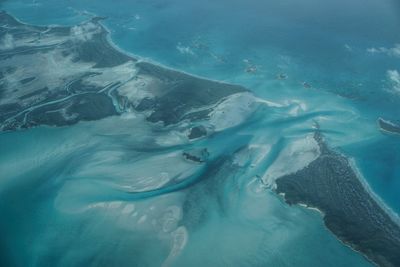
(183, 148, 210, 163)
(188, 125, 207, 139)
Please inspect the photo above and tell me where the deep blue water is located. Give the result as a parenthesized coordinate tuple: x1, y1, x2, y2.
(1, 0, 400, 266)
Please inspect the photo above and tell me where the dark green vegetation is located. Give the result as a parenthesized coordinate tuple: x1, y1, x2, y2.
(135, 62, 246, 125)
(0, 11, 246, 131)
(276, 132, 400, 267)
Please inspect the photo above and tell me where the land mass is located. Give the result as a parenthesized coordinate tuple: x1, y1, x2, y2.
(275, 132, 400, 267)
(0, 11, 246, 131)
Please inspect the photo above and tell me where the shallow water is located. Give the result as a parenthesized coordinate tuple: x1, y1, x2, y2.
(1, 0, 400, 266)
(0, 114, 372, 267)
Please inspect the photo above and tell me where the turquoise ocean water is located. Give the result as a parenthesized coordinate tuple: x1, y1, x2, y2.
(1, 0, 399, 266)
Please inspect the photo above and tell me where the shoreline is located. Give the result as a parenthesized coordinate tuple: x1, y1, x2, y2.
(276, 132, 400, 267)
(0, 11, 248, 129)
(348, 157, 400, 224)
(2, 9, 400, 267)
(285, 195, 377, 266)
(0, 8, 246, 89)
(2, 10, 399, 221)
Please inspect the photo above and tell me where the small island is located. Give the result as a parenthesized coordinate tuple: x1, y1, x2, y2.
(378, 117, 400, 136)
